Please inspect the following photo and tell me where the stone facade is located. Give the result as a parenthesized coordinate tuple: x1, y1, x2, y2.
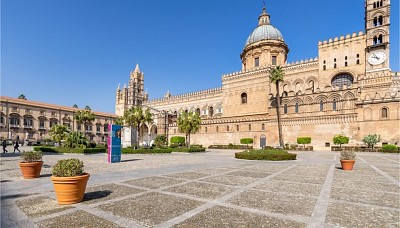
(116, 0, 399, 150)
(0, 96, 117, 144)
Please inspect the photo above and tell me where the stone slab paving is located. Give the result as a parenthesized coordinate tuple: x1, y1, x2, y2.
(1, 150, 399, 228)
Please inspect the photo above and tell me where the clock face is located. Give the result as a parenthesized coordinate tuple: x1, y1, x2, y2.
(368, 51, 387, 65)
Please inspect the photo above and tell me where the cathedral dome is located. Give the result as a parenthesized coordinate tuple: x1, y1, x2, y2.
(245, 24, 284, 46)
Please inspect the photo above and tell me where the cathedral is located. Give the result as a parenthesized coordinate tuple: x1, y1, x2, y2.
(116, 0, 399, 150)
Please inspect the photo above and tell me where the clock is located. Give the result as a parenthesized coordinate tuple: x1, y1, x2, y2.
(368, 51, 387, 65)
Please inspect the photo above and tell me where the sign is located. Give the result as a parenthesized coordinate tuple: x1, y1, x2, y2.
(108, 124, 122, 163)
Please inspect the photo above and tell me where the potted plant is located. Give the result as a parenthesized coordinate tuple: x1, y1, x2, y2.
(19, 151, 43, 179)
(51, 158, 90, 205)
(340, 151, 356, 170)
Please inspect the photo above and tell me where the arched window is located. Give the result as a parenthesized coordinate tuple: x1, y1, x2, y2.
(209, 107, 214, 117)
(241, 93, 247, 104)
(227, 125, 229, 131)
(378, 34, 383, 44)
(249, 124, 251, 131)
(378, 16, 383, 25)
(216, 126, 219, 132)
(320, 101, 324, 111)
(373, 17, 378, 26)
(236, 125, 239, 131)
(196, 108, 200, 115)
(295, 103, 299, 113)
(262, 123, 265, 130)
(309, 81, 315, 92)
(333, 99, 337, 111)
(284, 104, 288, 114)
(331, 74, 354, 89)
(295, 82, 301, 93)
(205, 127, 208, 133)
(382, 108, 388, 118)
(373, 36, 378, 45)
(323, 65, 326, 70)
(373, 2, 376, 8)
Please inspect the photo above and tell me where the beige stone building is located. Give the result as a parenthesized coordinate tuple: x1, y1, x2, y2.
(117, 0, 399, 150)
(0, 96, 117, 144)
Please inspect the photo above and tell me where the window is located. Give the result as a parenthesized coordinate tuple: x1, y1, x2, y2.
(103, 125, 108, 132)
(378, 34, 383, 44)
(331, 74, 354, 89)
(227, 126, 229, 131)
(196, 108, 200, 115)
(333, 99, 337, 110)
(39, 120, 45, 128)
(345, 62, 348, 67)
(284, 104, 288, 114)
(262, 123, 265, 131)
(216, 126, 219, 132)
(249, 124, 251, 131)
(24, 118, 33, 126)
(382, 108, 388, 118)
(96, 125, 101, 132)
(320, 101, 324, 111)
(272, 56, 277, 66)
(236, 125, 239, 131)
(209, 107, 214, 117)
(373, 17, 378, 26)
(241, 93, 247, 104)
(356, 54, 360, 65)
(295, 103, 299, 113)
(10, 117, 20, 125)
(78, 124, 82, 131)
(323, 65, 326, 70)
(254, 57, 260, 67)
(0, 116, 4, 125)
(309, 80, 315, 92)
(205, 127, 208, 133)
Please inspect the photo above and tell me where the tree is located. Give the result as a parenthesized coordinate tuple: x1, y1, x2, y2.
(297, 137, 311, 149)
(177, 111, 201, 148)
(269, 66, 285, 148)
(333, 135, 349, 147)
(123, 106, 144, 147)
(64, 131, 89, 148)
(50, 124, 70, 145)
(240, 138, 254, 148)
(74, 110, 95, 136)
(18, 94, 27, 100)
(84, 105, 91, 110)
(362, 134, 380, 148)
(153, 135, 167, 148)
(114, 116, 125, 126)
(72, 104, 79, 108)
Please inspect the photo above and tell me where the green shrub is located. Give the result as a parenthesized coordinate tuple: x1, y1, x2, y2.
(122, 148, 172, 154)
(20, 151, 43, 163)
(362, 134, 380, 148)
(82, 148, 106, 154)
(171, 147, 206, 153)
(153, 135, 167, 147)
(340, 151, 356, 160)
(297, 137, 311, 146)
(333, 135, 349, 147)
(170, 136, 185, 145)
(33, 146, 105, 154)
(52, 158, 84, 177)
(240, 138, 253, 147)
(381, 144, 399, 153)
(235, 149, 297, 161)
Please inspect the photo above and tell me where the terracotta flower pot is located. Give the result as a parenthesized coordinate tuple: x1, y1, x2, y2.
(19, 161, 43, 179)
(340, 160, 355, 171)
(51, 173, 90, 205)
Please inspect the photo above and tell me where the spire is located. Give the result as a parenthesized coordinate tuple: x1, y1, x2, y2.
(117, 83, 120, 90)
(258, 0, 270, 26)
(134, 63, 140, 72)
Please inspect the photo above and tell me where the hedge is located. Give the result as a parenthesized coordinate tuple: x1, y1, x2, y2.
(235, 149, 297, 161)
(122, 148, 172, 154)
(297, 137, 311, 145)
(33, 146, 106, 154)
(208, 144, 253, 149)
(170, 136, 185, 145)
(171, 147, 206, 153)
(381, 144, 399, 153)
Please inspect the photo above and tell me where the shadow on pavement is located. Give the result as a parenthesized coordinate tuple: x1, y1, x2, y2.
(121, 159, 143, 163)
(83, 190, 112, 202)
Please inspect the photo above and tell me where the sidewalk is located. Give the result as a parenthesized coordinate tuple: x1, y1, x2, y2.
(1, 150, 399, 227)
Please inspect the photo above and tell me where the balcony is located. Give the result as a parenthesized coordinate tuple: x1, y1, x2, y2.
(10, 124, 20, 128)
(85, 130, 93, 134)
(96, 131, 102, 134)
(39, 126, 47, 130)
(24, 125, 33, 129)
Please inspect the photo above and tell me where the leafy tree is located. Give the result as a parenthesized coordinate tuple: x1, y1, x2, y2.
(170, 136, 185, 145)
(362, 134, 380, 148)
(297, 137, 311, 149)
(114, 116, 125, 126)
(72, 104, 78, 108)
(240, 138, 254, 148)
(74, 110, 95, 136)
(333, 135, 349, 147)
(177, 111, 201, 148)
(63, 131, 89, 148)
(269, 66, 285, 148)
(123, 106, 152, 147)
(18, 94, 27, 100)
(84, 105, 91, 110)
(153, 135, 166, 148)
(50, 124, 70, 145)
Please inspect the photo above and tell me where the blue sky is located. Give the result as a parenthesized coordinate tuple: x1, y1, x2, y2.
(2, 0, 399, 114)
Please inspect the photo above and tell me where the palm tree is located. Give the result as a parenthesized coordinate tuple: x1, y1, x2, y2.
(114, 116, 125, 126)
(72, 104, 79, 108)
(64, 131, 89, 148)
(74, 110, 95, 136)
(84, 105, 91, 110)
(50, 124, 70, 145)
(269, 66, 285, 148)
(123, 106, 144, 147)
(18, 94, 27, 100)
(177, 111, 201, 148)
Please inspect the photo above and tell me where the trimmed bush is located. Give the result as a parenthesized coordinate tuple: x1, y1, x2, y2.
(297, 137, 311, 148)
(208, 144, 253, 149)
(21, 151, 43, 163)
(52, 158, 84, 177)
(170, 136, 185, 145)
(381, 144, 399, 153)
(153, 135, 167, 147)
(122, 148, 172, 154)
(171, 147, 206, 153)
(333, 135, 349, 147)
(33, 146, 105, 154)
(235, 149, 297, 161)
(240, 138, 254, 147)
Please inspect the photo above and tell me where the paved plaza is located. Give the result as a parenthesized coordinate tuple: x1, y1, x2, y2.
(1, 148, 399, 228)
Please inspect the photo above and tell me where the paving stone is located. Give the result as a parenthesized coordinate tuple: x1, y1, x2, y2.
(174, 205, 305, 228)
(164, 181, 235, 200)
(249, 165, 291, 173)
(122, 176, 185, 189)
(83, 183, 144, 204)
(164, 171, 210, 180)
(326, 202, 400, 227)
(332, 179, 399, 193)
(228, 190, 317, 217)
(333, 172, 386, 182)
(226, 170, 272, 178)
(97, 192, 202, 227)
(271, 174, 326, 185)
(195, 168, 233, 175)
(330, 187, 400, 208)
(201, 175, 259, 187)
(254, 180, 322, 197)
(15, 196, 72, 218)
(376, 167, 400, 179)
(37, 210, 123, 228)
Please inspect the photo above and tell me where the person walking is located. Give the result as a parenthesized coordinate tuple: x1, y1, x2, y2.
(14, 140, 21, 153)
(2, 140, 7, 153)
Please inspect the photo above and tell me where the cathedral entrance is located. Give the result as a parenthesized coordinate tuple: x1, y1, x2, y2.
(260, 135, 266, 148)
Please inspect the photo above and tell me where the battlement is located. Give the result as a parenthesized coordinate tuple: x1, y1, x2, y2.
(145, 87, 222, 104)
(318, 31, 365, 47)
(284, 57, 319, 70)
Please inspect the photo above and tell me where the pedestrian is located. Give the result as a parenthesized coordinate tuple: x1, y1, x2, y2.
(14, 140, 21, 153)
(2, 140, 7, 153)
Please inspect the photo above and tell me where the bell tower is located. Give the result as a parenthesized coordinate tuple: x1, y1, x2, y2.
(365, 0, 390, 72)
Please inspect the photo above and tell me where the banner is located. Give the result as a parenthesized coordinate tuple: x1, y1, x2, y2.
(108, 124, 122, 163)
